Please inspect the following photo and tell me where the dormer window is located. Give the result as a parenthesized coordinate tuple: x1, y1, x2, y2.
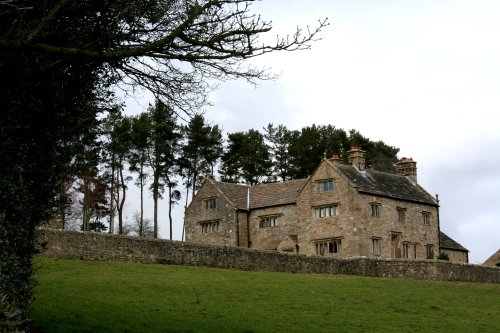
(204, 198, 216, 210)
(318, 179, 334, 192)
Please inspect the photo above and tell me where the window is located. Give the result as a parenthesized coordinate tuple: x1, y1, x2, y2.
(422, 211, 431, 225)
(371, 203, 380, 217)
(413, 243, 418, 259)
(259, 216, 278, 228)
(402, 242, 410, 259)
(397, 207, 406, 222)
(318, 179, 334, 192)
(372, 238, 381, 256)
(204, 198, 216, 210)
(314, 239, 342, 256)
(200, 221, 219, 234)
(315, 205, 339, 218)
(426, 244, 434, 259)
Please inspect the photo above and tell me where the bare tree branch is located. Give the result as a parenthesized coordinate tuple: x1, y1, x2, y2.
(0, 1, 328, 109)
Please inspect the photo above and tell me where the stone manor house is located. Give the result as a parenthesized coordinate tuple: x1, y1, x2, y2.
(185, 147, 469, 262)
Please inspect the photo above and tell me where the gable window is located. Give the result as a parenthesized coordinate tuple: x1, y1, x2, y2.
(315, 205, 339, 218)
(397, 207, 406, 222)
(200, 220, 219, 234)
(204, 198, 216, 210)
(318, 179, 334, 192)
(370, 203, 380, 218)
(402, 242, 410, 259)
(372, 237, 381, 256)
(421, 211, 431, 225)
(314, 238, 342, 256)
(426, 244, 434, 259)
(259, 216, 278, 228)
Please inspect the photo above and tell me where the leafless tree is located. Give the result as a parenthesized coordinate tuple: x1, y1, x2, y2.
(0, 0, 328, 114)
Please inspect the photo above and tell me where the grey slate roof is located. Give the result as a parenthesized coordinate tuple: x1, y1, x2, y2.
(212, 179, 307, 210)
(439, 231, 468, 252)
(211, 159, 438, 210)
(333, 163, 438, 206)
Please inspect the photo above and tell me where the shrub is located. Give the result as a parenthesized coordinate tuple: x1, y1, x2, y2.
(437, 252, 450, 261)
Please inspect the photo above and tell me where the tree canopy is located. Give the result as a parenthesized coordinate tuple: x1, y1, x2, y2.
(0, 0, 327, 113)
(0, 1, 327, 330)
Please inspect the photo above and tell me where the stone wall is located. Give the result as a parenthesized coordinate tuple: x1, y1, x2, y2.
(441, 248, 468, 263)
(184, 180, 241, 247)
(36, 228, 500, 283)
(249, 204, 298, 251)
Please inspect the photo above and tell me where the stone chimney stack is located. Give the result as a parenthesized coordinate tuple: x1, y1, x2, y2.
(347, 146, 366, 171)
(330, 153, 342, 164)
(396, 157, 417, 183)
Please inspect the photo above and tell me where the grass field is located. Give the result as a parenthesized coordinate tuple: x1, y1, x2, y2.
(31, 257, 500, 333)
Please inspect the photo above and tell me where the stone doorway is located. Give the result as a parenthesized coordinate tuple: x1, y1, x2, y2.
(391, 233, 402, 259)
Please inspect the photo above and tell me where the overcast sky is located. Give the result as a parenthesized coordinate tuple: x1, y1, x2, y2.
(125, 0, 500, 264)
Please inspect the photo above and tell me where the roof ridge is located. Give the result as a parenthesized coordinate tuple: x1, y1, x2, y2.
(254, 178, 308, 187)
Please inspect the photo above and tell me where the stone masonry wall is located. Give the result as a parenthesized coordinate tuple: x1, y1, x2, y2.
(249, 204, 298, 251)
(185, 180, 239, 247)
(36, 229, 499, 283)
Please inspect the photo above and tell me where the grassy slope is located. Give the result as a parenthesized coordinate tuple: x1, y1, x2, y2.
(31, 258, 500, 333)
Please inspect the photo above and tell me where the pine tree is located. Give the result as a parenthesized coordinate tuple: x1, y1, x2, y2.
(147, 100, 181, 239)
(129, 113, 151, 237)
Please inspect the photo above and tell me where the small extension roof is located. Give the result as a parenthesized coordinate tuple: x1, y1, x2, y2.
(439, 231, 469, 252)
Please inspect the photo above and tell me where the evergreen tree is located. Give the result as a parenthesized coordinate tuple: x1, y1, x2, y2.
(129, 113, 151, 237)
(76, 175, 109, 232)
(180, 114, 223, 199)
(220, 132, 246, 183)
(288, 125, 324, 178)
(147, 100, 181, 239)
(102, 111, 132, 234)
(264, 124, 294, 181)
(220, 129, 272, 185)
(347, 130, 400, 172)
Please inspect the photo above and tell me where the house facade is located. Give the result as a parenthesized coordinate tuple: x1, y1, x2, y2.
(185, 147, 468, 262)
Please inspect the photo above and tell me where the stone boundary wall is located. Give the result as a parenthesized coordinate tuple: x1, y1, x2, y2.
(36, 229, 500, 283)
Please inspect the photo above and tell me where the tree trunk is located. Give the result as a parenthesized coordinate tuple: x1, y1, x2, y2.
(168, 186, 173, 240)
(139, 157, 145, 237)
(181, 183, 190, 241)
(191, 160, 199, 197)
(82, 173, 91, 231)
(109, 152, 116, 234)
(117, 161, 126, 235)
(153, 170, 159, 238)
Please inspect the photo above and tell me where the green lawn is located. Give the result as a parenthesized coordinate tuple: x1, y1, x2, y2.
(32, 257, 500, 333)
